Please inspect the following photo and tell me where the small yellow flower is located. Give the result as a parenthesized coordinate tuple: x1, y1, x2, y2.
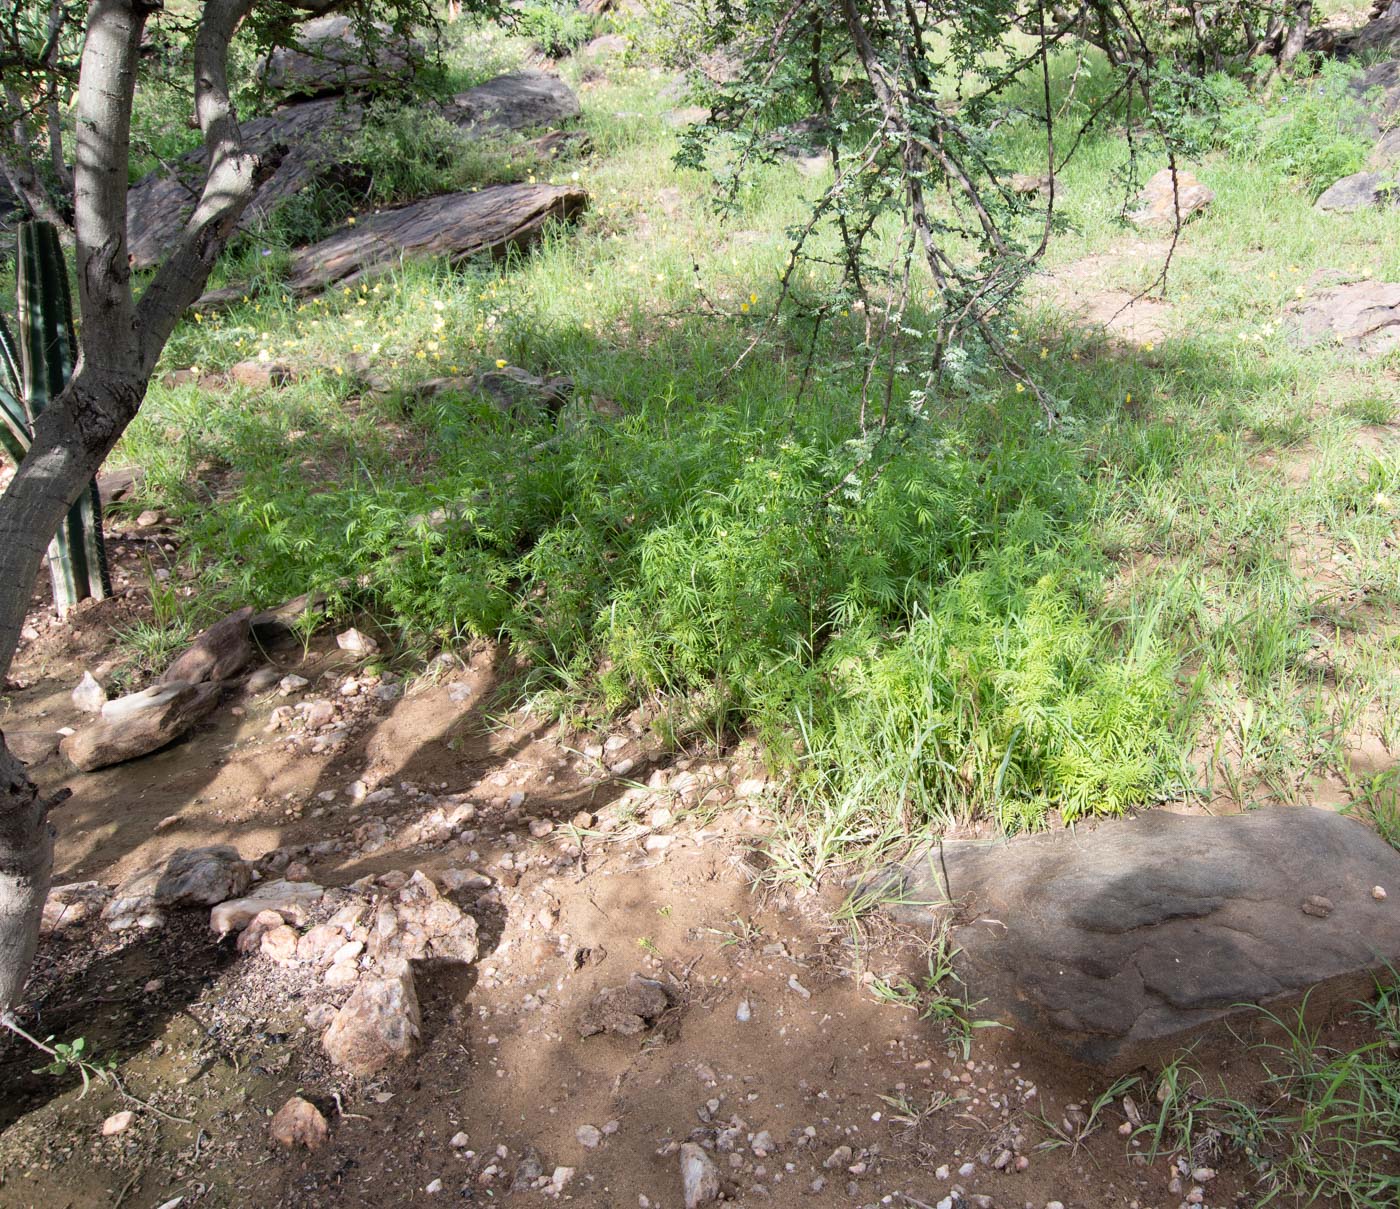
(347, 216, 356, 226)
(496, 359, 507, 368)
(1125, 392, 1133, 404)
(1015, 382, 1025, 393)
(740, 303, 750, 313)
(750, 293, 758, 305)
(1143, 341, 1155, 352)
(1040, 347, 1048, 359)
(193, 312, 203, 324)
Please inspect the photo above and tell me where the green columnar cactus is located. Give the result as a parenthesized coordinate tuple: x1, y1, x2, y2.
(0, 221, 110, 613)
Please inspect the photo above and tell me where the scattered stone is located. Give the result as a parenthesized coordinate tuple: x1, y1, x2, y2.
(161, 607, 256, 684)
(1302, 894, 1333, 918)
(229, 360, 294, 390)
(322, 969, 422, 1076)
(63, 681, 222, 772)
(71, 671, 107, 713)
(237, 909, 289, 955)
(869, 806, 1400, 1070)
(336, 627, 379, 656)
(450, 1131, 470, 1148)
(368, 870, 480, 971)
(425, 1178, 443, 1194)
(824, 1146, 852, 1169)
(5, 730, 61, 767)
(679, 1142, 721, 1208)
(1286, 279, 1400, 358)
(260, 924, 301, 963)
(577, 974, 670, 1037)
(469, 366, 573, 419)
(101, 1110, 135, 1137)
(210, 879, 325, 934)
(1375, 885, 1389, 901)
(104, 845, 252, 924)
(279, 674, 310, 695)
(41, 882, 109, 934)
(136, 509, 161, 527)
(576, 1124, 602, 1148)
(269, 1096, 329, 1150)
(1128, 168, 1214, 227)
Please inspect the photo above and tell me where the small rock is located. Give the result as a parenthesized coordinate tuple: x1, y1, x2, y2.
(1374, 886, 1388, 901)
(269, 1096, 328, 1150)
(101, 1110, 135, 1136)
(679, 1141, 721, 1208)
(72, 671, 107, 713)
(279, 674, 309, 695)
(260, 923, 300, 963)
(577, 974, 670, 1037)
(551, 1166, 576, 1193)
(824, 1146, 852, 1169)
(425, 1179, 443, 1194)
(136, 509, 161, 527)
(576, 1124, 602, 1148)
(336, 627, 379, 656)
(1302, 895, 1333, 918)
(450, 1131, 471, 1148)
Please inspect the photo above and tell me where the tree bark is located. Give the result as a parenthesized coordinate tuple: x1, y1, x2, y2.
(0, 741, 54, 1013)
(0, 0, 267, 1015)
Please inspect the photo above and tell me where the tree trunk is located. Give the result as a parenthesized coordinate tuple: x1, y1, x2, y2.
(0, 741, 53, 1014)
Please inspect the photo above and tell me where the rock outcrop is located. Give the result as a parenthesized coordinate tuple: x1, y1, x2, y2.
(1286, 279, 1400, 358)
(870, 806, 1400, 1071)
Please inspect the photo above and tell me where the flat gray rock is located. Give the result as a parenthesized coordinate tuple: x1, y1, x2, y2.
(259, 14, 424, 100)
(126, 71, 580, 269)
(1316, 170, 1398, 212)
(1286, 279, 1400, 358)
(872, 807, 1400, 1071)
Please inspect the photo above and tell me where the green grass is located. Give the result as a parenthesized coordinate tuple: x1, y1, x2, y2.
(1137, 987, 1400, 1207)
(105, 22, 1400, 879)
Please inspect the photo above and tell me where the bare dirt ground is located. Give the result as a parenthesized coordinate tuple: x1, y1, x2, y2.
(0, 536, 1368, 1209)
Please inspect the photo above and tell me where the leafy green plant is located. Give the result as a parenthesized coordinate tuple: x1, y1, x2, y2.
(0, 221, 111, 612)
(514, 0, 594, 58)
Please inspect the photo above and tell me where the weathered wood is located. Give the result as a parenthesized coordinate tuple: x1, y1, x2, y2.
(161, 606, 256, 684)
(60, 680, 223, 772)
(126, 72, 581, 269)
(198, 184, 588, 305)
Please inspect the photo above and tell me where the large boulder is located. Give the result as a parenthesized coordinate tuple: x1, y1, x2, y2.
(126, 71, 581, 269)
(1316, 171, 1399, 212)
(259, 14, 423, 100)
(871, 807, 1400, 1071)
(1286, 279, 1400, 358)
(103, 845, 253, 925)
(198, 184, 588, 305)
(61, 680, 222, 772)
